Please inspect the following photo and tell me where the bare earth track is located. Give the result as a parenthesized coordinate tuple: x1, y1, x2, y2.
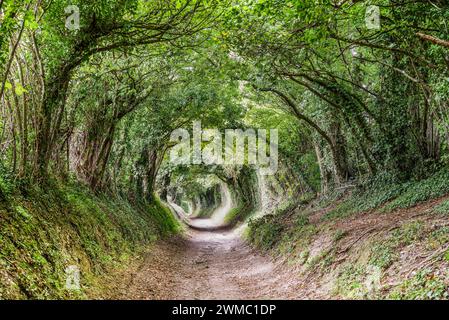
(118, 200, 300, 300)
(114, 194, 449, 300)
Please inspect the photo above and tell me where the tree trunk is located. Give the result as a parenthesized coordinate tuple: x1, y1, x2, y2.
(34, 69, 71, 180)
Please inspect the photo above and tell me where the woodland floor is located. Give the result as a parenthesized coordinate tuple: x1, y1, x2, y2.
(111, 194, 449, 300)
(116, 220, 300, 299)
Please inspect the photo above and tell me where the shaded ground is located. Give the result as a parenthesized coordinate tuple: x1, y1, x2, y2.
(117, 196, 300, 299)
(119, 230, 299, 299)
(261, 195, 449, 299)
(115, 192, 449, 300)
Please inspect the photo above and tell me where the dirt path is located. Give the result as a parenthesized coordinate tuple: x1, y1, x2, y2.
(119, 229, 300, 300)
(117, 197, 300, 300)
(115, 195, 449, 300)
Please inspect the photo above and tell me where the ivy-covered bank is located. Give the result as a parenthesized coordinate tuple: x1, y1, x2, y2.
(224, 167, 261, 226)
(247, 170, 449, 299)
(192, 184, 222, 218)
(0, 178, 179, 299)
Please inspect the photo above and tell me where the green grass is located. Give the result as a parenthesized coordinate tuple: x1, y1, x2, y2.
(323, 169, 449, 220)
(369, 221, 425, 269)
(0, 180, 179, 299)
(334, 265, 367, 299)
(295, 214, 309, 227)
(323, 183, 405, 220)
(383, 170, 449, 212)
(247, 198, 314, 253)
(369, 242, 397, 270)
(333, 229, 348, 242)
(247, 214, 284, 251)
(427, 227, 449, 249)
(389, 270, 449, 300)
(223, 205, 244, 224)
(224, 203, 256, 225)
(307, 248, 336, 271)
(278, 223, 318, 259)
(433, 199, 449, 214)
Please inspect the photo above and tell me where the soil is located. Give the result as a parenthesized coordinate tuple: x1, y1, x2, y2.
(114, 194, 449, 300)
(117, 218, 300, 299)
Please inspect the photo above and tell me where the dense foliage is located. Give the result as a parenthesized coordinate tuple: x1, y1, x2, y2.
(0, 0, 448, 211)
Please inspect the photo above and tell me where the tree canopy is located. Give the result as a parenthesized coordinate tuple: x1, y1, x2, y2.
(0, 0, 448, 203)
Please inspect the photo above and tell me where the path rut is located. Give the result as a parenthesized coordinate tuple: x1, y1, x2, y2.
(118, 190, 300, 300)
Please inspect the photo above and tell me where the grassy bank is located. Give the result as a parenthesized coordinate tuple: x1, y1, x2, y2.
(247, 170, 449, 299)
(0, 178, 179, 299)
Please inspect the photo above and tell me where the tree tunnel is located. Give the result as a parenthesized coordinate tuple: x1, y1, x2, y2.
(160, 164, 262, 230)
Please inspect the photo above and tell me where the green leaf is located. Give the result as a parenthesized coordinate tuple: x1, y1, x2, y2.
(14, 83, 28, 96)
(4, 81, 12, 91)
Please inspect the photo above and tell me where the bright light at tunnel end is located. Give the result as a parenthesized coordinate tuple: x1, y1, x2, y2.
(169, 121, 278, 175)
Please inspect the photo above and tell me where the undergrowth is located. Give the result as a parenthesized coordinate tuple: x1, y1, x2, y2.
(224, 203, 256, 226)
(334, 265, 367, 299)
(0, 178, 179, 299)
(388, 270, 449, 300)
(323, 169, 449, 220)
(383, 170, 449, 212)
(433, 199, 449, 214)
(369, 221, 425, 269)
(247, 214, 283, 251)
(246, 169, 449, 299)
